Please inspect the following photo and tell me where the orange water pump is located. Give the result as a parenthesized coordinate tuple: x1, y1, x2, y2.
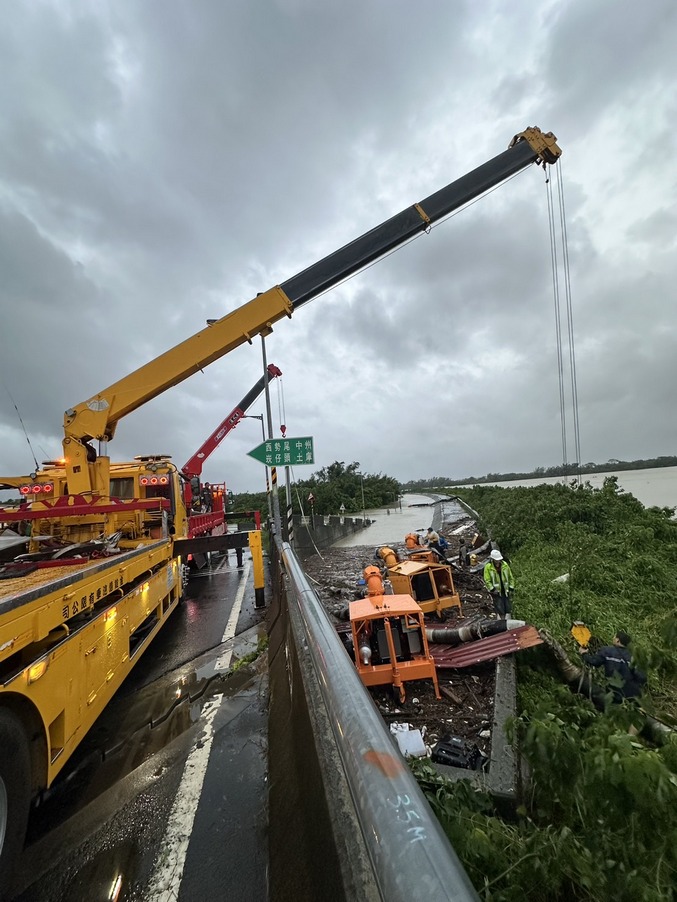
(350, 567, 440, 703)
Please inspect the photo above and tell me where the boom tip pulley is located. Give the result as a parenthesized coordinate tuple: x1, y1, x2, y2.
(510, 127, 562, 166)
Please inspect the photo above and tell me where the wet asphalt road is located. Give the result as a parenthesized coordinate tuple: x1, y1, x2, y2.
(8, 495, 462, 901)
(10, 551, 268, 902)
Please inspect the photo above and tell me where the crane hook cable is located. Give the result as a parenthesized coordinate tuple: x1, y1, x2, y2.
(546, 164, 569, 475)
(556, 160, 582, 479)
(545, 159, 581, 483)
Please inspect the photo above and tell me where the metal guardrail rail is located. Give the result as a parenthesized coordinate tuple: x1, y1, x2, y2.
(281, 541, 479, 901)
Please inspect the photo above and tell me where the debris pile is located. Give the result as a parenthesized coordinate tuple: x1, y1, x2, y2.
(302, 512, 501, 761)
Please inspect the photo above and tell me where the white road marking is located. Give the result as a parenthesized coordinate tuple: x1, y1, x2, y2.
(147, 698, 221, 902)
(145, 559, 251, 901)
(214, 552, 235, 573)
(216, 559, 251, 668)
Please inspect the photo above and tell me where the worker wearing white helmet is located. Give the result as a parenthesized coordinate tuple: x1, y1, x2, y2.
(483, 548, 515, 618)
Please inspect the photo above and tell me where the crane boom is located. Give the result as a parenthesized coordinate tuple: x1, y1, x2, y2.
(181, 364, 283, 478)
(282, 128, 560, 309)
(62, 127, 560, 494)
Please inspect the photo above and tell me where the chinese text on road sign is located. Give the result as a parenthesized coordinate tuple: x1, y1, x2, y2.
(247, 436, 315, 466)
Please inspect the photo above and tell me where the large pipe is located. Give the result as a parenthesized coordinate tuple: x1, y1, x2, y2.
(363, 565, 384, 597)
(426, 619, 526, 645)
(375, 546, 399, 569)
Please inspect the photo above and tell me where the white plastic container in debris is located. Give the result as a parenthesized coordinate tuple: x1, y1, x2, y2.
(390, 722, 427, 758)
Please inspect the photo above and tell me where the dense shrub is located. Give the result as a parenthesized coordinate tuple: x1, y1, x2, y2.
(412, 480, 677, 900)
(458, 479, 677, 695)
(413, 693, 677, 901)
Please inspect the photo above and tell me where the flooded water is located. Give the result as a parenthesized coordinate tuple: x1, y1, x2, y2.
(332, 468, 677, 551)
(460, 466, 677, 511)
(332, 494, 467, 548)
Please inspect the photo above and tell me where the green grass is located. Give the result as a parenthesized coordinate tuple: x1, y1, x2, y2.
(230, 635, 269, 674)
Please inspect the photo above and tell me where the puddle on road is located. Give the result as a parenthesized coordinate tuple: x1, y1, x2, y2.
(27, 625, 267, 844)
(51, 839, 141, 902)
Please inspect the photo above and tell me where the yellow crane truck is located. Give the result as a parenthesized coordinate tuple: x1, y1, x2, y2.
(0, 126, 561, 892)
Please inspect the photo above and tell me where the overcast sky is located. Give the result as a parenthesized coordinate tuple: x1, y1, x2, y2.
(1, 0, 676, 496)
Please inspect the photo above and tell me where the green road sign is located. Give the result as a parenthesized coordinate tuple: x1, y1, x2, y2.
(247, 436, 314, 466)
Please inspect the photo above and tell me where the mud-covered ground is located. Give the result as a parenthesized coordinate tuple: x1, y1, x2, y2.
(302, 513, 498, 761)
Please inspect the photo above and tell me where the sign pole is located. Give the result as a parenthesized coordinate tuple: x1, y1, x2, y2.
(285, 466, 294, 546)
(261, 335, 281, 537)
(264, 424, 273, 521)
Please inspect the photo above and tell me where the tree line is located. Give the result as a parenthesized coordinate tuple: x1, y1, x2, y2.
(401, 454, 677, 491)
(231, 460, 400, 516)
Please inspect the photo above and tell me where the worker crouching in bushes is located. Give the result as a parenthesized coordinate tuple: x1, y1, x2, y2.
(579, 630, 647, 704)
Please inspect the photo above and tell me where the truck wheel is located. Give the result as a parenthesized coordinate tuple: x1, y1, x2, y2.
(0, 710, 31, 900)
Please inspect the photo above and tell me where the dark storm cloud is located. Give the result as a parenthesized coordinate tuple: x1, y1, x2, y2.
(1, 1, 676, 493)
(545, 0, 677, 126)
(0, 205, 104, 431)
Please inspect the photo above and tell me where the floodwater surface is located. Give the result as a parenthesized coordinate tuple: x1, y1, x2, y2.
(458, 466, 677, 511)
(332, 494, 467, 548)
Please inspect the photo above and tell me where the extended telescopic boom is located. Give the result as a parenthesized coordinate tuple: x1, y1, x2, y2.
(62, 127, 561, 494)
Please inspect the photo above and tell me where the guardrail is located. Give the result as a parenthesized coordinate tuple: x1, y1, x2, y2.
(268, 538, 478, 901)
